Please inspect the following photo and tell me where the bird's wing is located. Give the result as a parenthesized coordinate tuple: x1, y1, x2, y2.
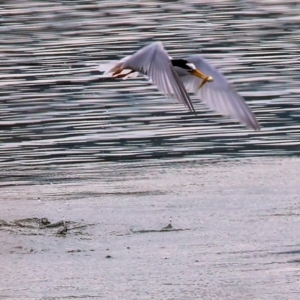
(121, 42, 195, 113)
(180, 55, 260, 130)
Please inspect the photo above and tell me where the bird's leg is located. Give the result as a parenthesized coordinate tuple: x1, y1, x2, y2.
(198, 76, 213, 90)
(113, 69, 135, 79)
(112, 67, 135, 79)
(112, 68, 122, 77)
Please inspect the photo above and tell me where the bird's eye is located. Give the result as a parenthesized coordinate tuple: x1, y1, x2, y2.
(186, 63, 196, 70)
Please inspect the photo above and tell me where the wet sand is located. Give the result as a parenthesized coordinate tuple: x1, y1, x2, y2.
(1, 157, 300, 299)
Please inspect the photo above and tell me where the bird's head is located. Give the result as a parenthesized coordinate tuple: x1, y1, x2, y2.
(171, 59, 213, 82)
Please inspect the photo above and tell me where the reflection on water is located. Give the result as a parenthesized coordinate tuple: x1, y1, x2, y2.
(0, 0, 300, 172)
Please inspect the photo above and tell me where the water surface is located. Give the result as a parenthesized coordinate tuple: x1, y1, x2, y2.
(1, 1, 300, 299)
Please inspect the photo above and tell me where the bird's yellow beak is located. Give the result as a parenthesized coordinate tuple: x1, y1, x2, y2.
(190, 69, 214, 89)
(190, 69, 209, 80)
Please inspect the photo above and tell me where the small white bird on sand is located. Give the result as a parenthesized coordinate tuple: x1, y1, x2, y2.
(99, 41, 260, 131)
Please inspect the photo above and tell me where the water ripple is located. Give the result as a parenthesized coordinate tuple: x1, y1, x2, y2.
(1, 0, 300, 171)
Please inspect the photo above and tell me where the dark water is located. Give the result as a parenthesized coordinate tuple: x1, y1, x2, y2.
(1, 1, 300, 299)
(1, 0, 300, 170)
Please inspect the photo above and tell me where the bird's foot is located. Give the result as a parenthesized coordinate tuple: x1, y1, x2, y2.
(114, 70, 135, 79)
(112, 68, 135, 79)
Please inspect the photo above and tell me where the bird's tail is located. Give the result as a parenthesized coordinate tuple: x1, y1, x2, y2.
(98, 57, 139, 80)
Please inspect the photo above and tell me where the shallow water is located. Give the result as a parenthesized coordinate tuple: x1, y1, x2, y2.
(2, 158, 300, 299)
(1, 1, 300, 299)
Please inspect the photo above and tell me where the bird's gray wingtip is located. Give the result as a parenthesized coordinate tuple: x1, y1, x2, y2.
(250, 121, 261, 131)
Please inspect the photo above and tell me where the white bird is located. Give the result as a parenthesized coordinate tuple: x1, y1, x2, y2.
(99, 41, 260, 131)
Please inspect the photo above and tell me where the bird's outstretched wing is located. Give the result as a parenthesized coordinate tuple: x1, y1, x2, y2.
(119, 42, 195, 113)
(180, 55, 260, 130)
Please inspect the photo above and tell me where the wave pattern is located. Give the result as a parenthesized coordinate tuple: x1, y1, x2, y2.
(1, 1, 300, 171)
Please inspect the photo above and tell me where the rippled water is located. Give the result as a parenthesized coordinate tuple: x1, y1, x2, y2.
(1, 1, 300, 299)
(1, 0, 300, 170)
